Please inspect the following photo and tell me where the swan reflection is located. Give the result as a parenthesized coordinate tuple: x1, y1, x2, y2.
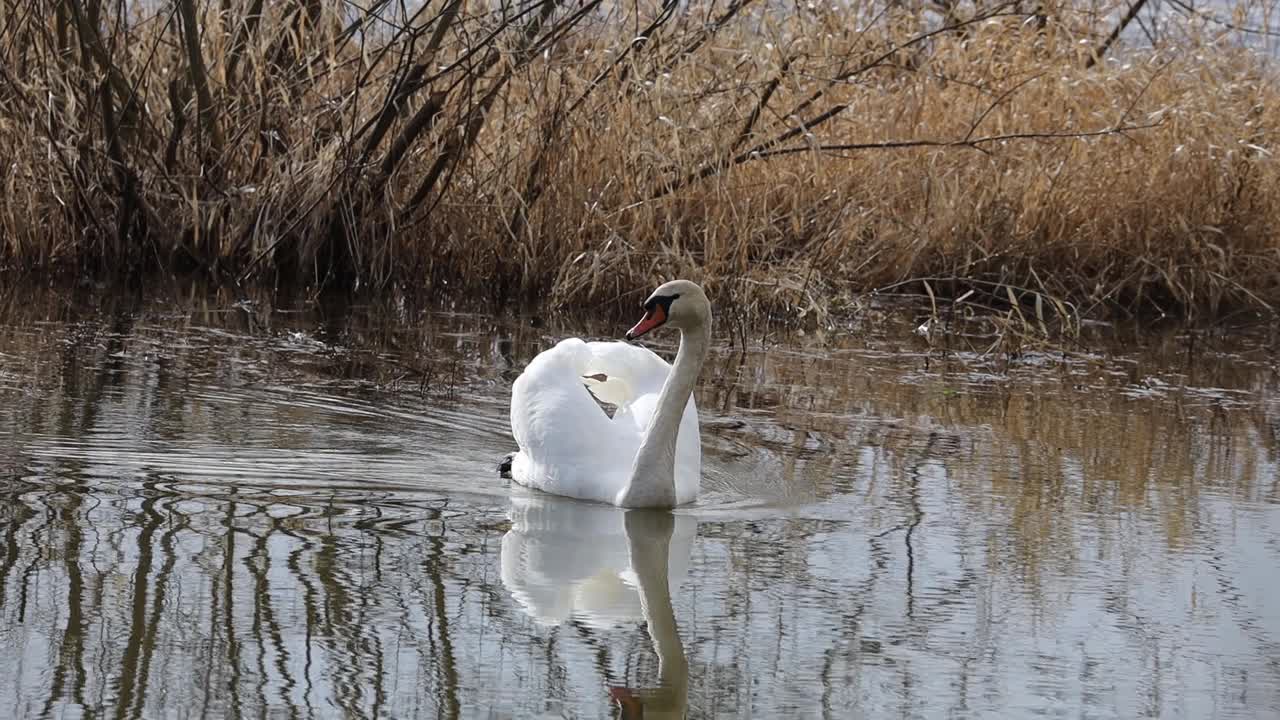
(501, 495, 694, 718)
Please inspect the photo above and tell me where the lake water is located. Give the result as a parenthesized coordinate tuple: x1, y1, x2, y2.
(0, 283, 1277, 719)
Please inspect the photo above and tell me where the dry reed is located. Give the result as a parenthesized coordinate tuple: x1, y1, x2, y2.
(2, 0, 1279, 321)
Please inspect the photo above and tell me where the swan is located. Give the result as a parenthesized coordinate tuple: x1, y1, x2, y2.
(505, 279, 711, 507)
(500, 495, 692, 718)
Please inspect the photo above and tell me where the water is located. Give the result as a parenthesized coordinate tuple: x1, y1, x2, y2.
(0, 283, 1277, 719)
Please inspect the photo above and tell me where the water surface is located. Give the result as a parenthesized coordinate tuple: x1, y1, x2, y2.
(1, 284, 1277, 718)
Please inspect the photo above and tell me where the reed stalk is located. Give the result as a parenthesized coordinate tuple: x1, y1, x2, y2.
(0, 0, 1278, 320)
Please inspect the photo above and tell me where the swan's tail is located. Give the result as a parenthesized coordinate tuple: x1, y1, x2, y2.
(497, 452, 514, 478)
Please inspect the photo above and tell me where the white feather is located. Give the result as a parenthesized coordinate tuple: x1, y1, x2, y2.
(509, 338, 701, 505)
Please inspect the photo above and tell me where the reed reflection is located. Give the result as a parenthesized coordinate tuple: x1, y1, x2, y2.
(502, 495, 693, 718)
(1, 281, 1278, 718)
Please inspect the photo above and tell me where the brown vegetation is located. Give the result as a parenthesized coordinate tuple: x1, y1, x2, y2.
(1, 0, 1279, 320)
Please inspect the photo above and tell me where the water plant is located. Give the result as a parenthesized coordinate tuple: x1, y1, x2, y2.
(1, 0, 1278, 320)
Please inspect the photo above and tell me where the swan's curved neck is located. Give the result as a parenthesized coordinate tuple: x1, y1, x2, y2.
(617, 320, 709, 508)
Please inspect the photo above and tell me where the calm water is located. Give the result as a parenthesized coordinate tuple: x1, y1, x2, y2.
(0, 284, 1277, 719)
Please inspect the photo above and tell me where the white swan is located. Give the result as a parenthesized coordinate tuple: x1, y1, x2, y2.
(506, 279, 711, 507)
(500, 495, 692, 718)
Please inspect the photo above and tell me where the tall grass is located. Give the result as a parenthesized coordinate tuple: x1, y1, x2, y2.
(2, 0, 1279, 319)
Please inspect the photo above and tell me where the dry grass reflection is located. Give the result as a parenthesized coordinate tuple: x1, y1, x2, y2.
(1, 283, 1277, 717)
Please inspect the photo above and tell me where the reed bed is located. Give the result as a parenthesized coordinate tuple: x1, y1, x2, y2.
(2, 0, 1279, 320)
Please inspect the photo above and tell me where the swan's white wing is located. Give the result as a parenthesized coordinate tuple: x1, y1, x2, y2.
(510, 338, 702, 505)
(579, 341, 677, 435)
(510, 339, 639, 503)
(581, 342, 702, 504)
(577, 341, 670, 403)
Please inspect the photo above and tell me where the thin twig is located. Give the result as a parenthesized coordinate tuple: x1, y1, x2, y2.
(753, 121, 1163, 160)
(1086, 0, 1152, 69)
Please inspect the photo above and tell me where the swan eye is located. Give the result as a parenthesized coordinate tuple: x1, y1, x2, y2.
(643, 293, 680, 313)
(628, 293, 681, 340)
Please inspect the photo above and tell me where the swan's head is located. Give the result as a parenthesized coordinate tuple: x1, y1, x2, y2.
(625, 279, 709, 341)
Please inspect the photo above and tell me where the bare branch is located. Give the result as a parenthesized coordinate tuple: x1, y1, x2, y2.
(656, 3, 1026, 197)
(750, 122, 1164, 161)
(175, 0, 222, 153)
(1086, 0, 1152, 69)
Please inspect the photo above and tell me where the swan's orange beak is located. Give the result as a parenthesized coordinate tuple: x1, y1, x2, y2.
(625, 305, 666, 340)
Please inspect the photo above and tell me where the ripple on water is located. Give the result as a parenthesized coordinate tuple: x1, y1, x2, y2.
(0, 286, 1278, 718)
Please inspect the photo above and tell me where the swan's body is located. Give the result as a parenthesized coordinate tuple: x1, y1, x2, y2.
(507, 280, 712, 507)
(509, 338, 701, 505)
